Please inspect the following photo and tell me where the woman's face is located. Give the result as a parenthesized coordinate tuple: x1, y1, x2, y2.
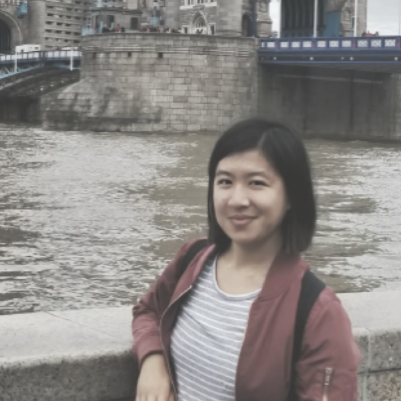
(213, 150, 289, 248)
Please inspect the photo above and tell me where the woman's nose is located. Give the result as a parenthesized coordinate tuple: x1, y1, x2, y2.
(228, 185, 250, 207)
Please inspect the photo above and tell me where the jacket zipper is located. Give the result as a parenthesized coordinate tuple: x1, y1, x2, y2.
(160, 285, 193, 398)
(322, 367, 333, 401)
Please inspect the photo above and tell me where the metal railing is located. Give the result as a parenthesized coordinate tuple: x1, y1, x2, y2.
(0, 50, 82, 64)
(259, 36, 401, 51)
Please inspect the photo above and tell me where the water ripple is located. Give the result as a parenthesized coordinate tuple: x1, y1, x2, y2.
(1, 126, 401, 314)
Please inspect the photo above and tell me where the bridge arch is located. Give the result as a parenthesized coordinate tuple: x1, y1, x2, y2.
(0, 11, 23, 52)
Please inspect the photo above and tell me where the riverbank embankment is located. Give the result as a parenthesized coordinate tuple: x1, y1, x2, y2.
(1, 291, 401, 400)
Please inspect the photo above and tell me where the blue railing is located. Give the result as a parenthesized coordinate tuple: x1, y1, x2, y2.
(259, 36, 401, 52)
(0, 50, 82, 65)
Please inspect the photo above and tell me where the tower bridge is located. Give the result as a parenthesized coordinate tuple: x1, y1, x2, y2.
(3, 0, 401, 141)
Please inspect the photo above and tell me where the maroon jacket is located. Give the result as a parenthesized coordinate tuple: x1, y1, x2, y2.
(132, 240, 360, 401)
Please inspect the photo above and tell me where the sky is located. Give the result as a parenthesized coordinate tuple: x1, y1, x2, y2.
(270, 0, 401, 35)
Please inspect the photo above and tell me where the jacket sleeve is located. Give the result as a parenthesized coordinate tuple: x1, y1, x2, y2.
(296, 289, 360, 401)
(131, 240, 196, 367)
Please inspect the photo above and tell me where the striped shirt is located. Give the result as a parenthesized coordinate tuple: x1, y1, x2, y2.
(170, 256, 260, 401)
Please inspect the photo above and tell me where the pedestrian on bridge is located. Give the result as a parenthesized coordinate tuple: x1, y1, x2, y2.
(132, 118, 360, 401)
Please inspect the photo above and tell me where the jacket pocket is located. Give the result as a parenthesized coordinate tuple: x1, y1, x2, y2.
(316, 367, 357, 401)
(322, 367, 333, 401)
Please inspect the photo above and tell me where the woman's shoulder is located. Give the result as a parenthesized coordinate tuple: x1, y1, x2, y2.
(173, 237, 208, 257)
(307, 282, 353, 332)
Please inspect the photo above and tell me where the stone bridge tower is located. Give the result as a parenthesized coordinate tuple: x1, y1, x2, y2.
(0, 1, 28, 52)
(165, 0, 271, 37)
(280, 0, 367, 38)
(0, 0, 55, 52)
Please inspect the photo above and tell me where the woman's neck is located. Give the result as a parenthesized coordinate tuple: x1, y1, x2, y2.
(225, 233, 283, 273)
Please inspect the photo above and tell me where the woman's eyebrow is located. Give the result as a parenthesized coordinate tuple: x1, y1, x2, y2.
(215, 170, 270, 178)
(247, 171, 269, 178)
(215, 170, 232, 177)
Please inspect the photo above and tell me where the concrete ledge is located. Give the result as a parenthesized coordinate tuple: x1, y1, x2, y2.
(0, 307, 137, 401)
(1, 293, 401, 401)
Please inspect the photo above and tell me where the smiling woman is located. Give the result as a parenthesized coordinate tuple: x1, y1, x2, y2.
(132, 118, 360, 401)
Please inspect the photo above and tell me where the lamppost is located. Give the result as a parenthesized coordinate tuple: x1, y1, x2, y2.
(313, 0, 318, 37)
(277, 0, 282, 38)
(354, 0, 359, 37)
(70, 48, 74, 71)
(14, 49, 17, 73)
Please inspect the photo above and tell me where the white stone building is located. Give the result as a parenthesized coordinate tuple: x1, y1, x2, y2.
(162, 0, 272, 37)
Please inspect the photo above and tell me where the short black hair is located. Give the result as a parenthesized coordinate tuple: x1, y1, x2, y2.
(207, 117, 316, 255)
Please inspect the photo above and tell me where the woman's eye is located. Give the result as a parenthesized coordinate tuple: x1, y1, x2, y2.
(250, 180, 267, 186)
(217, 179, 231, 185)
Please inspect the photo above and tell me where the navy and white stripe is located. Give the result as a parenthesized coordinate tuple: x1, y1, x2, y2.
(171, 257, 260, 401)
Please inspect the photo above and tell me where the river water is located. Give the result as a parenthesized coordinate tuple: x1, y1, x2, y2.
(0, 125, 401, 315)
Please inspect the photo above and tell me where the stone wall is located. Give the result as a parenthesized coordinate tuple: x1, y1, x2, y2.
(164, 0, 180, 30)
(258, 65, 401, 141)
(216, 0, 244, 36)
(1, 291, 401, 401)
(42, 33, 258, 133)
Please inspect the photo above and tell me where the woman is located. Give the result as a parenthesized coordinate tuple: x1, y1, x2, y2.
(132, 118, 360, 401)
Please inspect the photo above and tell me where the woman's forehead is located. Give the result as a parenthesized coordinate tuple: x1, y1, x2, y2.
(216, 150, 274, 172)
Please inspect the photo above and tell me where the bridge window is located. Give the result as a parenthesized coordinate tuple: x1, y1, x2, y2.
(130, 17, 139, 30)
(191, 13, 207, 34)
(242, 14, 252, 37)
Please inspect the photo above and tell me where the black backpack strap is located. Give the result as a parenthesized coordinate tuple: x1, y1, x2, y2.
(287, 270, 326, 401)
(176, 239, 209, 279)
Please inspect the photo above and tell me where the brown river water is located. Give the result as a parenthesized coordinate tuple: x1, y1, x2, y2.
(0, 125, 401, 315)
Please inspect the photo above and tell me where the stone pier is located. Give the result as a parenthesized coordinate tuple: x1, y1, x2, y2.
(42, 33, 258, 133)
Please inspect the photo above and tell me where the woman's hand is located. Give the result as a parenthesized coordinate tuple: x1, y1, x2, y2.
(135, 353, 174, 401)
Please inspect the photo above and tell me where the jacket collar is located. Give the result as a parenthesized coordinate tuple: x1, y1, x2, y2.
(257, 250, 307, 301)
(180, 244, 307, 302)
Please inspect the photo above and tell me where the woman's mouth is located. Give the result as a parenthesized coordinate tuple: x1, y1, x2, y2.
(229, 216, 255, 226)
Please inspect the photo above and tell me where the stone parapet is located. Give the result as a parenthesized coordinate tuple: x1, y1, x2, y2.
(1, 292, 401, 401)
(42, 33, 258, 133)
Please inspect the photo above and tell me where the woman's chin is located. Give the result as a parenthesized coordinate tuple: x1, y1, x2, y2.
(229, 233, 260, 247)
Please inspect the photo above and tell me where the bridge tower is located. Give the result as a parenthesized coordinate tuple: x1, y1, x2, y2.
(172, 0, 271, 37)
(0, 3, 26, 52)
(280, 0, 367, 38)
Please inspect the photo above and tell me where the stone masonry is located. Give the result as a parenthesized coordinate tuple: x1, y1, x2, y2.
(2, 291, 401, 401)
(42, 33, 258, 133)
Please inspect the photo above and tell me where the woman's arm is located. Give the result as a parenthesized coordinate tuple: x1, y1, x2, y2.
(132, 240, 197, 366)
(295, 289, 360, 401)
